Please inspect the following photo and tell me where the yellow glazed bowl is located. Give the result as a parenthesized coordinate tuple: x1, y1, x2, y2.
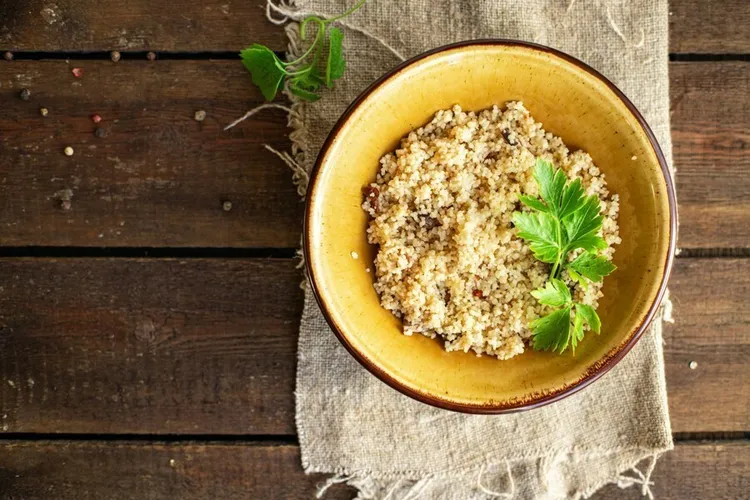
(304, 41, 676, 413)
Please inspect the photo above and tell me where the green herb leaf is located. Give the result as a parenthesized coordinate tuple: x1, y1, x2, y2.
(534, 159, 566, 213)
(518, 194, 549, 213)
(240, 45, 286, 101)
(239, 2, 364, 102)
(289, 81, 322, 101)
(571, 310, 585, 352)
(531, 278, 571, 307)
(512, 211, 559, 263)
(516, 157, 616, 355)
(562, 194, 606, 253)
(558, 177, 585, 219)
(575, 303, 601, 334)
(325, 27, 346, 88)
(567, 268, 588, 290)
(531, 306, 572, 353)
(568, 251, 617, 282)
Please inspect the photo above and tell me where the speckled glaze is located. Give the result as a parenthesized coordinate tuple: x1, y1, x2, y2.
(304, 41, 676, 413)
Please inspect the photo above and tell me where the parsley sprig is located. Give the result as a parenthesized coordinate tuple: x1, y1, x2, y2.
(240, 0, 366, 102)
(513, 159, 616, 354)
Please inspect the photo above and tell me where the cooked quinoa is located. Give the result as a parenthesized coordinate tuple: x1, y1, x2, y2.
(362, 102, 621, 360)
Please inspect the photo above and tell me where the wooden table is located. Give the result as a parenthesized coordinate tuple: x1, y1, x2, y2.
(0, 1, 747, 498)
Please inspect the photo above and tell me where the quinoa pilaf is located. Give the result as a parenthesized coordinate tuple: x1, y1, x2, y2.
(362, 102, 620, 360)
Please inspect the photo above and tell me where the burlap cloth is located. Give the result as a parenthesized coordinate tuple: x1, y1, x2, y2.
(265, 0, 675, 498)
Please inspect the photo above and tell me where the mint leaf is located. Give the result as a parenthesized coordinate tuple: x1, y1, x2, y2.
(531, 278, 571, 307)
(240, 45, 286, 101)
(512, 211, 560, 263)
(575, 303, 601, 334)
(531, 306, 572, 353)
(568, 251, 616, 282)
(325, 27, 345, 88)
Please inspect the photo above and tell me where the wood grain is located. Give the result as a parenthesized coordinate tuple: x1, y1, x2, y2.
(1, 0, 748, 54)
(0, 258, 746, 435)
(669, 0, 750, 53)
(0, 60, 748, 249)
(0, 0, 285, 52)
(0, 60, 301, 248)
(671, 62, 750, 249)
(0, 259, 302, 435)
(0, 440, 746, 499)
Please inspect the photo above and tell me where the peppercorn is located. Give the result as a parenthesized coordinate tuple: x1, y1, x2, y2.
(222, 200, 232, 212)
(72, 67, 84, 78)
(146, 52, 157, 61)
(3, 51, 13, 61)
(19, 88, 31, 100)
(60, 199, 72, 211)
(110, 50, 121, 62)
(94, 127, 107, 138)
(91, 114, 102, 123)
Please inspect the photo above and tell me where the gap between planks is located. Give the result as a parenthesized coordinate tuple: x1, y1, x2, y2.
(2, 51, 749, 62)
(0, 247, 746, 259)
(0, 433, 744, 444)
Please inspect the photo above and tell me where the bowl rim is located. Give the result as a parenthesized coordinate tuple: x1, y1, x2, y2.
(303, 39, 677, 414)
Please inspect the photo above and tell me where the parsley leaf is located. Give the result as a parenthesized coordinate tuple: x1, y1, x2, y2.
(571, 311, 585, 352)
(567, 268, 588, 290)
(531, 278, 571, 307)
(518, 194, 549, 213)
(514, 157, 616, 354)
(562, 194, 607, 254)
(512, 211, 559, 263)
(239, 1, 365, 102)
(569, 251, 617, 282)
(534, 159, 567, 212)
(575, 303, 601, 334)
(326, 27, 346, 87)
(531, 306, 572, 353)
(240, 45, 286, 101)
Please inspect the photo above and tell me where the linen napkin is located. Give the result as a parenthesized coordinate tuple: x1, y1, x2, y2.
(271, 0, 675, 498)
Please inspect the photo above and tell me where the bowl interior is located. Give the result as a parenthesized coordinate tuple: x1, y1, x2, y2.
(306, 42, 673, 410)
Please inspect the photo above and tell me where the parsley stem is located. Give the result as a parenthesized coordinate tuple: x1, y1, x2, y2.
(325, 0, 367, 23)
(286, 18, 326, 67)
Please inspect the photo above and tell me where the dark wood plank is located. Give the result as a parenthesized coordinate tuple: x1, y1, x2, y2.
(0, 259, 302, 435)
(664, 259, 750, 433)
(0, 442, 352, 500)
(1, 0, 748, 54)
(598, 441, 749, 499)
(0, 60, 301, 247)
(671, 61, 750, 249)
(0, 440, 746, 499)
(0, 258, 746, 434)
(0, 0, 285, 52)
(669, 0, 750, 53)
(0, 60, 747, 249)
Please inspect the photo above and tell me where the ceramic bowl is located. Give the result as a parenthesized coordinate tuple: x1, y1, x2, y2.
(304, 40, 676, 413)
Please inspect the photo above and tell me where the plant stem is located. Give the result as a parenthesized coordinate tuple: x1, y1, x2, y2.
(285, 18, 326, 67)
(325, 0, 367, 23)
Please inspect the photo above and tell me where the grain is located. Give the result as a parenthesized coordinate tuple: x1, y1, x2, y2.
(363, 103, 620, 359)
